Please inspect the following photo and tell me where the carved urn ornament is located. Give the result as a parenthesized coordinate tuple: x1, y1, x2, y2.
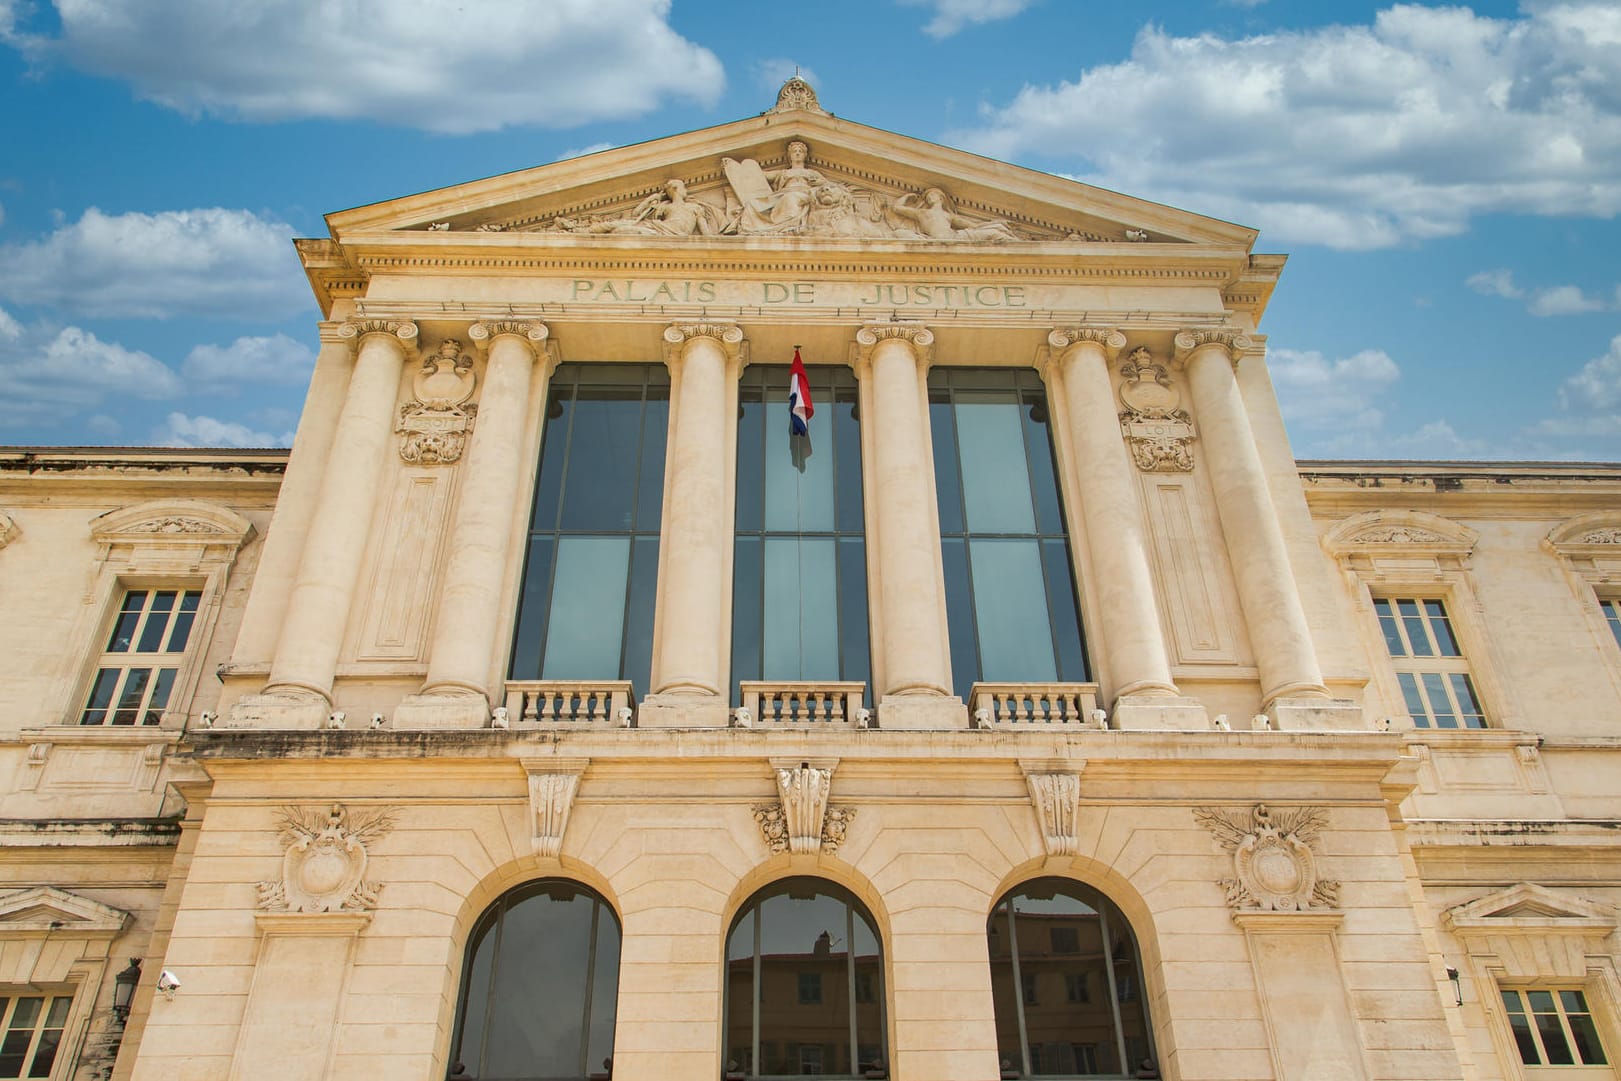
(397, 339, 478, 464)
(1117, 347, 1196, 472)
(257, 803, 394, 913)
(1194, 803, 1339, 911)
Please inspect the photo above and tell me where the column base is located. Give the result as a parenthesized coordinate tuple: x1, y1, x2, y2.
(392, 692, 490, 730)
(637, 692, 729, 728)
(1268, 696, 1368, 731)
(1110, 694, 1210, 731)
(878, 694, 968, 730)
(228, 692, 330, 730)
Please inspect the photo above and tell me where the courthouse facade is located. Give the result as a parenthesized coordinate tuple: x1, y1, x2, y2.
(4, 80, 1621, 1081)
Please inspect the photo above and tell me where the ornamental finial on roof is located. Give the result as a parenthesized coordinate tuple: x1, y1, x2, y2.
(771, 75, 828, 115)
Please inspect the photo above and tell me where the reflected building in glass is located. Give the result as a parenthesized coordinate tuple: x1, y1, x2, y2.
(6, 78, 1621, 1081)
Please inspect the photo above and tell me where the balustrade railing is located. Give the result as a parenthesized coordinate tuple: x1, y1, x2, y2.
(969, 682, 1103, 728)
(738, 681, 867, 728)
(503, 681, 635, 727)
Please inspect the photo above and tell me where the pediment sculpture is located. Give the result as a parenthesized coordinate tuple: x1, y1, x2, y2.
(545, 139, 1035, 243)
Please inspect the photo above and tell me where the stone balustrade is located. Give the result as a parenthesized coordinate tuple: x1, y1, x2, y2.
(738, 681, 867, 727)
(504, 681, 635, 726)
(969, 682, 1103, 728)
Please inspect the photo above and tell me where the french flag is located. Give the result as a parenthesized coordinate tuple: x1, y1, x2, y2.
(788, 347, 815, 436)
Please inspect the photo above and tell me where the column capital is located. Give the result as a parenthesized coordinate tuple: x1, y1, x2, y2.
(1172, 327, 1253, 368)
(316, 320, 353, 345)
(662, 321, 745, 363)
(1047, 326, 1128, 359)
(469, 320, 554, 374)
(852, 322, 934, 376)
(338, 318, 419, 358)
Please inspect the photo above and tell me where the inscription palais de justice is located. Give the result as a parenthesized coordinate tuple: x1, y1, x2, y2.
(570, 279, 1029, 308)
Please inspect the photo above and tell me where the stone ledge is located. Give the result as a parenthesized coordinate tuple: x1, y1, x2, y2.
(0, 817, 182, 847)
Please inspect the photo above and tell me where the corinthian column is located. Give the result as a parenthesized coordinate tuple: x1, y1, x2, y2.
(239, 319, 416, 727)
(853, 324, 963, 729)
(641, 323, 745, 728)
(396, 321, 553, 729)
(1176, 329, 1331, 708)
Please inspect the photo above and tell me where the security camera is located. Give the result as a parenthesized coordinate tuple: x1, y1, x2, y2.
(157, 970, 181, 997)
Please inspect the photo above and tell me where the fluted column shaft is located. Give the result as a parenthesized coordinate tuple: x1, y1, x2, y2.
(1178, 330, 1328, 702)
(858, 326, 952, 699)
(651, 325, 741, 698)
(266, 321, 416, 701)
(421, 322, 552, 698)
(1045, 329, 1179, 699)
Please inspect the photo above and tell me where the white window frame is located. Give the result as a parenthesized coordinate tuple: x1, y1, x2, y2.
(1372, 596, 1487, 729)
(49, 500, 254, 731)
(1498, 986, 1612, 1072)
(1322, 509, 1519, 732)
(1544, 513, 1621, 705)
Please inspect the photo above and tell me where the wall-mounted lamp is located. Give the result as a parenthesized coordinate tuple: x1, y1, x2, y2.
(112, 958, 142, 1025)
(1445, 964, 1462, 1006)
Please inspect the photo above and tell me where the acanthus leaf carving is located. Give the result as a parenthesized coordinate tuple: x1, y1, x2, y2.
(1195, 803, 1337, 912)
(257, 803, 395, 914)
(753, 762, 850, 855)
(1116, 347, 1195, 472)
(528, 770, 582, 859)
(1025, 771, 1081, 856)
(397, 338, 477, 465)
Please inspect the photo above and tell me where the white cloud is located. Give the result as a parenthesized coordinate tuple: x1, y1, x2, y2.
(554, 142, 618, 163)
(898, 0, 1034, 38)
(1386, 419, 1492, 458)
(951, 4, 1621, 248)
(0, 312, 183, 433)
(181, 334, 315, 389)
(1466, 269, 1523, 299)
(0, 207, 308, 320)
(1528, 284, 1609, 316)
(1557, 334, 1621, 411)
(13, 0, 723, 134)
(1271, 346, 1401, 442)
(154, 412, 291, 448)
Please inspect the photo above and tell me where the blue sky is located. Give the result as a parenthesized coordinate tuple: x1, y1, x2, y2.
(0, 0, 1618, 459)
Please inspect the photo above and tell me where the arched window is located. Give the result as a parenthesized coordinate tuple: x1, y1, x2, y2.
(988, 879, 1157, 1079)
(724, 878, 886, 1079)
(450, 880, 621, 1081)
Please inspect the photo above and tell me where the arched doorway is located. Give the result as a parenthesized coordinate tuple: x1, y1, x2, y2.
(987, 878, 1157, 1079)
(450, 879, 621, 1081)
(723, 877, 887, 1078)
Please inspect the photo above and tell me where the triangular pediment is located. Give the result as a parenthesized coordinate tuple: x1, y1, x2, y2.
(322, 91, 1256, 252)
(1445, 882, 1617, 933)
(0, 886, 130, 936)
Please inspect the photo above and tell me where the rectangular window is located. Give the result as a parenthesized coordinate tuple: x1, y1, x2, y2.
(1373, 597, 1487, 728)
(80, 588, 201, 725)
(733, 365, 868, 697)
(931, 369, 1089, 700)
(0, 992, 72, 1080)
(1601, 599, 1621, 651)
(798, 972, 823, 1005)
(1051, 927, 1080, 955)
(1501, 988, 1609, 1067)
(1065, 972, 1089, 1003)
(509, 364, 668, 700)
(1021, 970, 1039, 1005)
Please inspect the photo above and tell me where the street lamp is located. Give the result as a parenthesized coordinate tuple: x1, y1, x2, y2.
(112, 958, 142, 1025)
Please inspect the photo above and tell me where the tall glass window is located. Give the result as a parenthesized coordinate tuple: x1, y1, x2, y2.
(725, 878, 886, 1079)
(449, 880, 621, 1081)
(930, 369, 1088, 701)
(732, 366, 869, 698)
(988, 879, 1157, 1079)
(510, 364, 667, 699)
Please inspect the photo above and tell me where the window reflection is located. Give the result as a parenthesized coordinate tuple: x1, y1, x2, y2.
(451, 880, 621, 1081)
(988, 879, 1157, 1079)
(725, 878, 886, 1079)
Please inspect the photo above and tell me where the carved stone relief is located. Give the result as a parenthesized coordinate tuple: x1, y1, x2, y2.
(1581, 528, 1621, 543)
(1116, 347, 1196, 472)
(753, 763, 853, 855)
(397, 338, 478, 464)
(0, 510, 14, 548)
(528, 770, 582, 858)
(1345, 526, 1450, 544)
(1024, 771, 1081, 856)
(257, 804, 394, 913)
(1194, 803, 1339, 912)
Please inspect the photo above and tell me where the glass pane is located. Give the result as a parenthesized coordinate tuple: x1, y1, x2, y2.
(1450, 674, 1486, 728)
(763, 539, 840, 680)
(941, 538, 979, 701)
(1535, 1007, 1575, 1065)
(106, 592, 146, 652)
(1399, 599, 1433, 657)
(1041, 539, 1089, 683)
(1021, 398, 1064, 535)
(1503, 993, 1541, 1063)
(0, 1030, 30, 1077)
(929, 398, 965, 536)
(622, 538, 660, 700)
(144, 668, 178, 725)
(1567, 1013, 1608, 1065)
(725, 909, 757, 1077)
(454, 913, 497, 1073)
(1425, 600, 1461, 656)
(112, 668, 153, 726)
(136, 590, 177, 652)
(480, 887, 599, 1079)
(26, 1029, 60, 1078)
(507, 536, 556, 680)
(970, 540, 1059, 683)
(41, 1000, 67, 1031)
(833, 391, 864, 535)
(1421, 672, 1456, 728)
(956, 400, 1036, 534)
(1398, 672, 1428, 726)
(531, 384, 574, 531)
(735, 396, 765, 533)
(559, 392, 643, 531)
(81, 668, 121, 725)
(585, 899, 622, 1075)
(837, 538, 871, 692)
(165, 591, 202, 652)
(1604, 600, 1621, 649)
(764, 386, 834, 532)
(541, 538, 631, 679)
(733, 537, 764, 690)
(634, 392, 668, 532)
(1373, 598, 1405, 656)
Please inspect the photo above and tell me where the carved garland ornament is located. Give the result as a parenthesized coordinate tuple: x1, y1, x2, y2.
(1345, 526, 1450, 544)
(1116, 346, 1196, 472)
(753, 764, 855, 855)
(256, 803, 394, 914)
(1194, 803, 1339, 912)
(1581, 528, 1621, 544)
(397, 338, 478, 464)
